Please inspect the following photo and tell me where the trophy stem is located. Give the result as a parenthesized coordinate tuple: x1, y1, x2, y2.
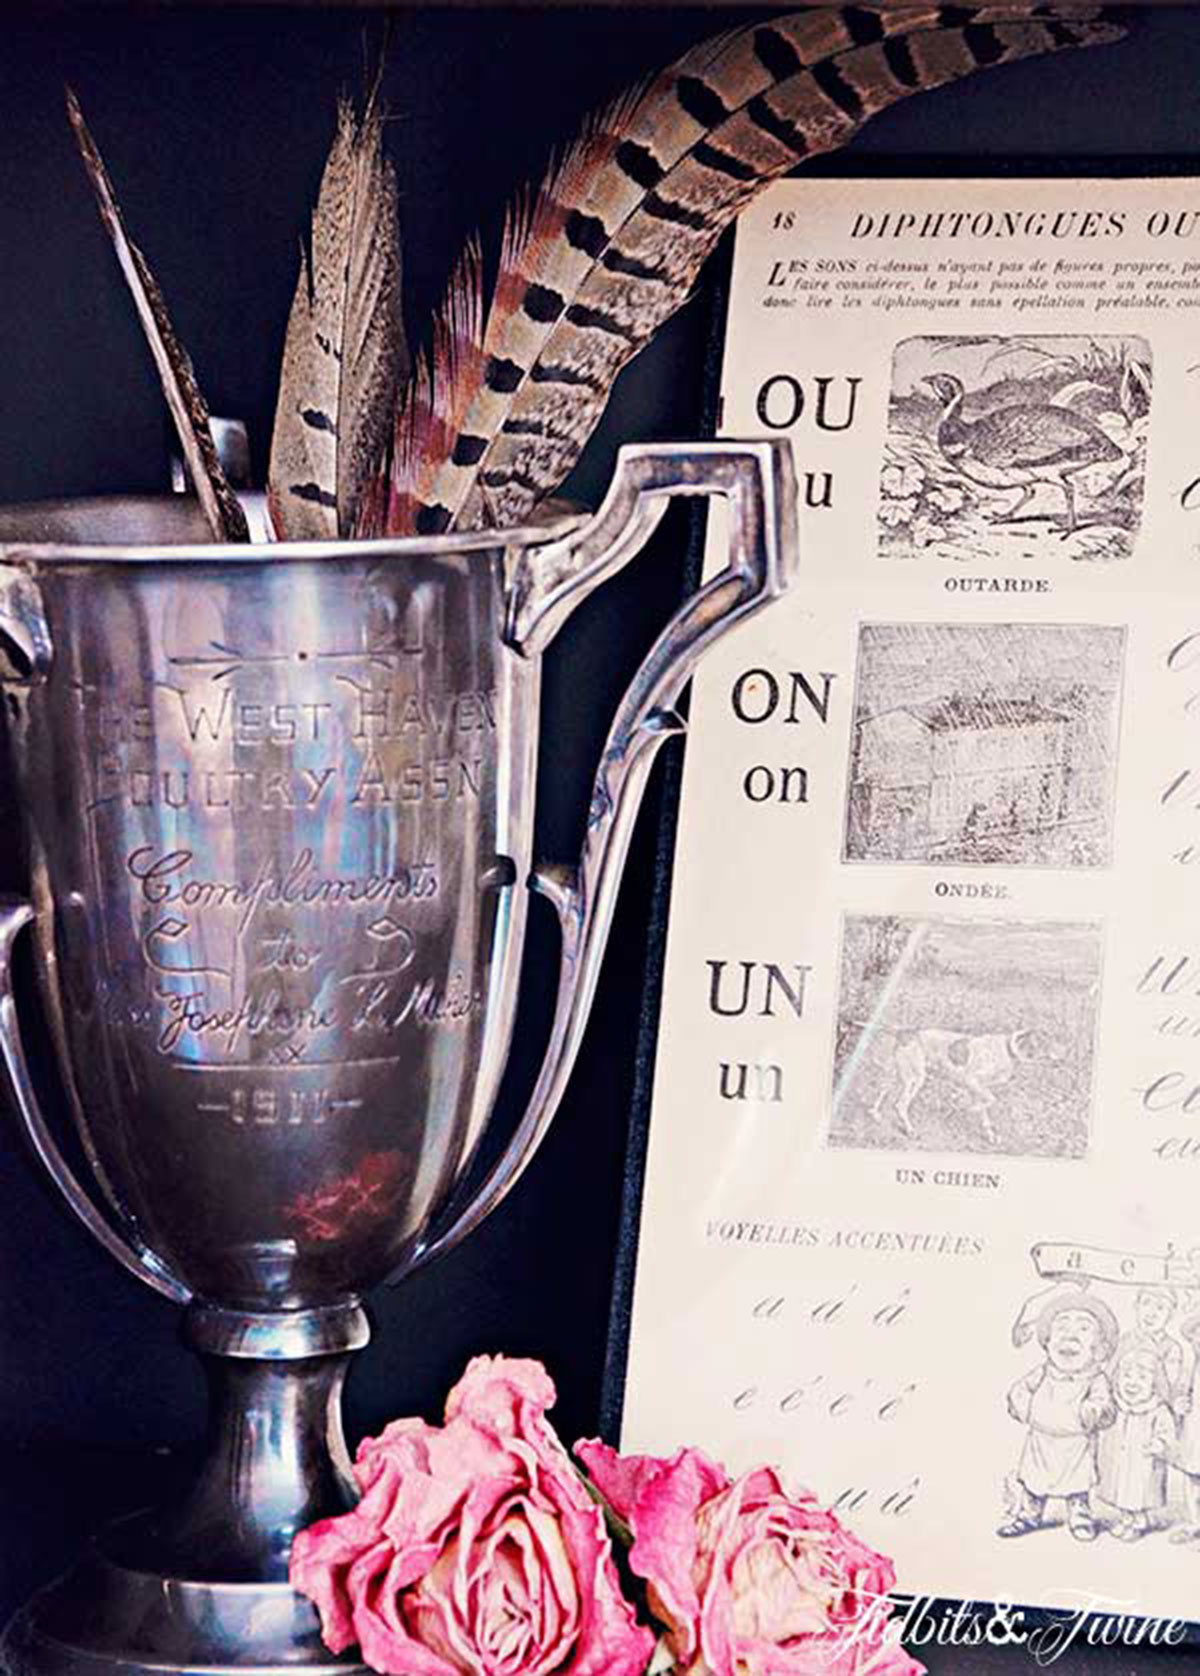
(145, 1300, 370, 1580)
(3, 1303, 372, 1676)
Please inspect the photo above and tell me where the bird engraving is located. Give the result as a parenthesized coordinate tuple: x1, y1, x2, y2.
(923, 370, 1123, 536)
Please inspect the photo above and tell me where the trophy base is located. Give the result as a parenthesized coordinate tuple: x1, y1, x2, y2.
(3, 1304, 374, 1676)
(2, 1546, 369, 1676)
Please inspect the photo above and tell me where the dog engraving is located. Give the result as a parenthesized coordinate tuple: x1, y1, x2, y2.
(871, 1025, 1064, 1144)
(831, 915, 1100, 1160)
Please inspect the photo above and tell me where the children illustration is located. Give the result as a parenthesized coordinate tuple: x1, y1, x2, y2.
(1168, 1313, 1200, 1546)
(1099, 1344, 1175, 1541)
(1003, 1257, 1200, 1546)
(999, 1290, 1118, 1542)
(1121, 1286, 1185, 1412)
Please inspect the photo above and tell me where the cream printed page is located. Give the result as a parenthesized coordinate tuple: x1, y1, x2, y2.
(619, 176, 1200, 1624)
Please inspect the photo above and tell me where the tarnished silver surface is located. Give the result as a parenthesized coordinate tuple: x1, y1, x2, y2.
(0, 439, 797, 1676)
(170, 417, 254, 496)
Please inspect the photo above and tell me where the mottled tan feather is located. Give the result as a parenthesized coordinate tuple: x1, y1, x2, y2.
(269, 96, 407, 539)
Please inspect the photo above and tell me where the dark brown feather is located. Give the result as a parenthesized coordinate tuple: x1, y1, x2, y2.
(66, 88, 249, 543)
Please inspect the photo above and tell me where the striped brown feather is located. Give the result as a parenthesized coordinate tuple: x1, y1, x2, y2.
(397, 110, 639, 534)
(414, 4, 1005, 533)
(455, 10, 1122, 530)
(411, 85, 686, 534)
(377, 238, 485, 536)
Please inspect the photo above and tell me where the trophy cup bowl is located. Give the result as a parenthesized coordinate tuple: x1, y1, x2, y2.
(0, 440, 796, 1676)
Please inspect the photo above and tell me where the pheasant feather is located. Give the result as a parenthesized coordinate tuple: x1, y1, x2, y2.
(270, 92, 408, 540)
(388, 5, 1123, 536)
(66, 89, 249, 543)
(411, 7, 934, 533)
(380, 237, 485, 537)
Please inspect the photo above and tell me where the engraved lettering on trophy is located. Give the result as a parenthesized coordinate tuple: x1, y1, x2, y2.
(121, 842, 436, 1060)
(337, 919, 420, 1020)
(156, 985, 339, 1057)
(127, 846, 438, 939)
(97, 702, 154, 743)
(195, 1087, 364, 1127)
(115, 765, 358, 812)
(142, 914, 232, 982)
(259, 928, 320, 971)
(345, 970, 483, 1035)
(337, 677, 497, 741)
(174, 689, 334, 745)
(88, 656, 497, 812)
(118, 838, 482, 1065)
(95, 751, 487, 811)
(350, 751, 483, 804)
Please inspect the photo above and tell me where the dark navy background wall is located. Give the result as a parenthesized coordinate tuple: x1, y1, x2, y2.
(0, 0, 1197, 1635)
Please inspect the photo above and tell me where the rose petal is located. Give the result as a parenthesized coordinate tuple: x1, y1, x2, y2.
(576, 1438, 728, 1526)
(445, 1354, 558, 1438)
(290, 1516, 386, 1654)
(561, 1503, 657, 1676)
(346, 1540, 463, 1676)
(467, 1501, 578, 1675)
(577, 1441, 726, 1660)
(356, 1596, 465, 1676)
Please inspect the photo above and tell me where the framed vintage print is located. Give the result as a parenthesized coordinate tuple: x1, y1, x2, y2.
(6, 10, 1200, 1676)
(605, 168, 1200, 1653)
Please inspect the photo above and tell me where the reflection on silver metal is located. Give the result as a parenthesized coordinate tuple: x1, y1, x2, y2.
(0, 439, 797, 1676)
(170, 416, 254, 495)
(170, 418, 276, 544)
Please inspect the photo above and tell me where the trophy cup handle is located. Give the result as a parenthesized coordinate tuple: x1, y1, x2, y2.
(0, 898, 192, 1301)
(406, 438, 797, 1277)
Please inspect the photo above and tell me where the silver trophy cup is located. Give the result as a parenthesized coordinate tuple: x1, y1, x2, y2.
(0, 440, 796, 1676)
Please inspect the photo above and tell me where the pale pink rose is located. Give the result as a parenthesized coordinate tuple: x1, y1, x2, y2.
(291, 1357, 654, 1676)
(576, 1441, 923, 1676)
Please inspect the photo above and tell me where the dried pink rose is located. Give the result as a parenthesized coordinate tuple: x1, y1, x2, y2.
(290, 1356, 654, 1676)
(576, 1441, 923, 1676)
